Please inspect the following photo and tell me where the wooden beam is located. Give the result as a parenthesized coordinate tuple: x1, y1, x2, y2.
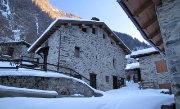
(152, 34, 161, 44)
(158, 43, 164, 50)
(133, 0, 154, 16)
(99, 25, 105, 29)
(79, 24, 86, 28)
(109, 33, 113, 36)
(64, 23, 71, 28)
(89, 24, 96, 28)
(156, 38, 163, 46)
(148, 29, 161, 39)
(152, 0, 162, 6)
(142, 17, 157, 29)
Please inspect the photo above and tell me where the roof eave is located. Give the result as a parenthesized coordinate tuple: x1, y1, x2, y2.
(130, 51, 160, 58)
(117, 1, 165, 56)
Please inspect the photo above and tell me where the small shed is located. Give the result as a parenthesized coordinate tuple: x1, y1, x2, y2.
(0, 40, 31, 59)
(125, 62, 141, 83)
(131, 47, 171, 93)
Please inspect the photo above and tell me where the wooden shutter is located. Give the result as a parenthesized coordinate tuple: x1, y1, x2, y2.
(155, 60, 168, 73)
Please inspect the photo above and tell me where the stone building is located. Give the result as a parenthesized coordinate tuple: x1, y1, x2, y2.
(0, 40, 31, 59)
(28, 18, 131, 91)
(125, 62, 141, 83)
(118, 0, 180, 108)
(131, 48, 171, 92)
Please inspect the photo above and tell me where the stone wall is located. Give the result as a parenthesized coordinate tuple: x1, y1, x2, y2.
(45, 25, 126, 91)
(0, 76, 94, 97)
(157, 0, 180, 108)
(139, 53, 171, 88)
(0, 44, 31, 59)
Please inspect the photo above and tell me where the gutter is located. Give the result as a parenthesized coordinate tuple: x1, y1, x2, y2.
(117, 0, 165, 55)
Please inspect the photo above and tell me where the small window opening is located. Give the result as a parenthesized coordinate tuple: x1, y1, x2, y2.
(106, 76, 109, 82)
(113, 59, 116, 68)
(103, 34, 106, 39)
(75, 46, 80, 58)
(111, 41, 114, 45)
(82, 28, 87, 32)
(92, 28, 96, 34)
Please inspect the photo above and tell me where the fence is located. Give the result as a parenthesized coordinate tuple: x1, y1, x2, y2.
(0, 56, 90, 82)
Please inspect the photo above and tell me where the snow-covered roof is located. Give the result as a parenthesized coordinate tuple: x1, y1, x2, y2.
(131, 47, 159, 58)
(125, 62, 140, 70)
(28, 18, 131, 54)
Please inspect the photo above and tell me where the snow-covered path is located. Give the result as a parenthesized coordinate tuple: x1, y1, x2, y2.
(0, 81, 174, 109)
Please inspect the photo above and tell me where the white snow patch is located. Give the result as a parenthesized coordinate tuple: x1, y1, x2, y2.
(131, 47, 158, 56)
(0, 82, 174, 109)
(125, 62, 140, 70)
(35, 15, 39, 35)
(12, 29, 20, 41)
(0, 0, 11, 18)
(0, 61, 174, 109)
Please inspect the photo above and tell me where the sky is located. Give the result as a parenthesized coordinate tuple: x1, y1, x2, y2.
(49, 0, 147, 43)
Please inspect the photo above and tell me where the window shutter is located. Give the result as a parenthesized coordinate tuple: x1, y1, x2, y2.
(155, 60, 168, 73)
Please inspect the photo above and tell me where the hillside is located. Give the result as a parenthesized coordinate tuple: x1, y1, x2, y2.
(114, 31, 150, 51)
(0, 0, 149, 50)
(0, 0, 81, 43)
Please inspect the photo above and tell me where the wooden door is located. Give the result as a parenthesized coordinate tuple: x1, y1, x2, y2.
(90, 73, 97, 89)
(113, 76, 118, 89)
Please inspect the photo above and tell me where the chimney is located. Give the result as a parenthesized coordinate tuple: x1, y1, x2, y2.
(91, 17, 100, 21)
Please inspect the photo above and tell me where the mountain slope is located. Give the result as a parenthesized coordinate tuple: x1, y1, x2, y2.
(114, 31, 150, 51)
(0, 0, 81, 43)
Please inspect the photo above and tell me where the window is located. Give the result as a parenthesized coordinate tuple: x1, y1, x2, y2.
(92, 28, 96, 34)
(155, 59, 168, 73)
(113, 59, 116, 68)
(105, 76, 109, 82)
(103, 34, 106, 39)
(82, 28, 87, 33)
(111, 41, 114, 45)
(74, 46, 80, 58)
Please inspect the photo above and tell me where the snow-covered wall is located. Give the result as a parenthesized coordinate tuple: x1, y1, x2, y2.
(0, 75, 94, 97)
(45, 25, 126, 91)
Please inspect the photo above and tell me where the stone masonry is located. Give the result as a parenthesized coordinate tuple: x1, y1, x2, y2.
(0, 76, 94, 97)
(156, 0, 180, 108)
(139, 53, 171, 89)
(46, 25, 126, 91)
(0, 42, 32, 59)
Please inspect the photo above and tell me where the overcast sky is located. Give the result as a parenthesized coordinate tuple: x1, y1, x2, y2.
(49, 0, 147, 43)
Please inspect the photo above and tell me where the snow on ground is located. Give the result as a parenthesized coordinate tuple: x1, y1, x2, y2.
(0, 82, 174, 109)
(0, 61, 174, 109)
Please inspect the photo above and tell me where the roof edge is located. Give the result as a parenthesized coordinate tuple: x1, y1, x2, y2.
(117, 1, 165, 56)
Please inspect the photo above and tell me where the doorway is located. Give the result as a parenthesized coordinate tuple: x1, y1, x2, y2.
(90, 73, 97, 89)
(113, 76, 118, 89)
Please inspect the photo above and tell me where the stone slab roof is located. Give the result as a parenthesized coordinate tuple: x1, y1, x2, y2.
(28, 18, 131, 54)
